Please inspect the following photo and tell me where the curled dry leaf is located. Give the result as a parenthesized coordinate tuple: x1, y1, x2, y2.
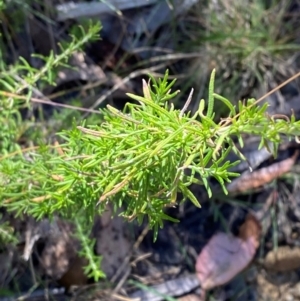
(263, 246, 300, 272)
(239, 214, 261, 244)
(196, 215, 260, 292)
(227, 150, 299, 194)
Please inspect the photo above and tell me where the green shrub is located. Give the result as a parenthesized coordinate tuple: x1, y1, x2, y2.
(1, 5, 300, 281)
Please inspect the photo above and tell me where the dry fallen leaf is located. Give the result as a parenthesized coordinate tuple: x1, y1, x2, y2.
(239, 214, 261, 244)
(227, 150, 299, 194)
(195, 215, 260, 293)
(263, 246, 300, 272)
(196, 233, 256, 291)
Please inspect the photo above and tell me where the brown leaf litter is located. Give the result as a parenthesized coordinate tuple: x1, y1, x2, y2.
(227, 150, 299, 194)
(195, 214, 261, 298)
(263, 246, 300, 272)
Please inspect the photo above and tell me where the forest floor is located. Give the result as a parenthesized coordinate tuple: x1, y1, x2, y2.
(2, 1, 300, 301)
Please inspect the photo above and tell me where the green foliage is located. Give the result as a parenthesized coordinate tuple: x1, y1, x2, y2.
(204, 0, 298, 67)
(0, 18, 104, 280)
(2, 69, 300, 245)
(0, 21, 101, 95)
(75, 215, 106, 281)
(0, 20, 101, 155)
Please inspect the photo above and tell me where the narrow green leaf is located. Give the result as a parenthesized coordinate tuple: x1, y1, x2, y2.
(207, 69, 216, 118)
(179, 183, 201, 208)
